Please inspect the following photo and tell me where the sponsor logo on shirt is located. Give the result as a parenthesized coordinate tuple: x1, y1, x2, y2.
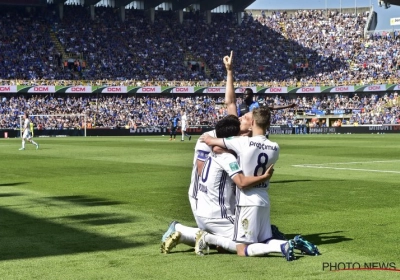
(249, 141, 278, 151)
(229, 162, 240, 171)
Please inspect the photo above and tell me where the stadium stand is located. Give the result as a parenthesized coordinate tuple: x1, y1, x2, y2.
(0, 4, 399, 130)
(1, 92, 399, 130)
(0, 4, 399, 85)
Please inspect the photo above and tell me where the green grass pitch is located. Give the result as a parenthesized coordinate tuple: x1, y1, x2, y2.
(0, 134, 399, 280)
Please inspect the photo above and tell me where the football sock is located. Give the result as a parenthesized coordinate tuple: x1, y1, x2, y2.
(175, 223, 198, 246)
(205, 234, 237, 253)
(31, 140, 38, 146)
(22, 140, 25, 148)
(245, 239, 287, 256)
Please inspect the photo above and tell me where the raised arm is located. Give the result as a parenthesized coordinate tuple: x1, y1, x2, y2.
(232, 164, 274, 189)
(224, 51, 237, 116)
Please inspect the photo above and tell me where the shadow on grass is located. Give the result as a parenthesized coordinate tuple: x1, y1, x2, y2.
(0, 207, 142, 261)
(0, 182, 30, 187)
(286, 231, 353, 245)
(165, 247, 195, 255)
(46, 195, 125, 207)
(0, 193, 24, 197)
(165, 247, 304, 260)
(66, 213, 135, 226)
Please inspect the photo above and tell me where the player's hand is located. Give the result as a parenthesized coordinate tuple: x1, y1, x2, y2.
(212, 146, 229, 154)
(223, 51, 233, 71)
(263, 164, 275, 180)
(199, 133, 212, 144)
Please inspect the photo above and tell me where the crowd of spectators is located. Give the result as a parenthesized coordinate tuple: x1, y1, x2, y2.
(1, 5, 400, 130)
(251, 9, 400, 86)
(0, 93, 399, 130)
(1, 5, 400, 86)
(0, 94, 227, 130)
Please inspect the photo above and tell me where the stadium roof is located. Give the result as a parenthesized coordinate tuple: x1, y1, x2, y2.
(50, 0, 256, 12)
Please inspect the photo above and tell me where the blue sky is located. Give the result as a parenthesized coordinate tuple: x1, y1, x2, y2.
(246, 0, 400, 30)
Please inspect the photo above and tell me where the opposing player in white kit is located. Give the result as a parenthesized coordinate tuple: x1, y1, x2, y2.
(19, 113, 39, 151)
(180, 109, 192, 141)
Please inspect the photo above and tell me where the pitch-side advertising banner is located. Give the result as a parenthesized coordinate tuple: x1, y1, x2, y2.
(56, 86, 93, 93)
(1, 84, 398, 94)
(171, 87, 194, 93)
(257, 87, 288, 94)
(326, 86, 355, 93)
(0, 86, 17, 92)
(16, 86, 56, 93)
(356, 85, 386, 92)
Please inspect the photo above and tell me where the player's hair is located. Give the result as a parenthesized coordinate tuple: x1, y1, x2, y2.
(24, 112, 29, 118)
(252, 106, 271, 130)
(215, 115, 240, 138)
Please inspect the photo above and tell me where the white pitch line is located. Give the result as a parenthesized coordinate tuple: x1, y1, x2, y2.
(144, 139, 170, 142)
(293, 165, 400, 174)
(295, 160, 400, 166)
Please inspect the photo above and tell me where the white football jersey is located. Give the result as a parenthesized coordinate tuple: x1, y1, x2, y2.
(223, 135, 279, 207)
(188, 130, 216, 199)
(23, 118, 30, 133)
(181, 114, 187, 126)
(196, 152, 240, 219)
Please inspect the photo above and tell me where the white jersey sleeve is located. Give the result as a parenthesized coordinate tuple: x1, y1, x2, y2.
(195, 152, 241, 219)
(194, 130, 215, 162)
(223, 135, 280, 207)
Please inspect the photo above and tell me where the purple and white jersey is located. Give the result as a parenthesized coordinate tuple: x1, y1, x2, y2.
(223, 135, 279, 207)
(188, 130, 215, 199)
(196, 152, 240, 219)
